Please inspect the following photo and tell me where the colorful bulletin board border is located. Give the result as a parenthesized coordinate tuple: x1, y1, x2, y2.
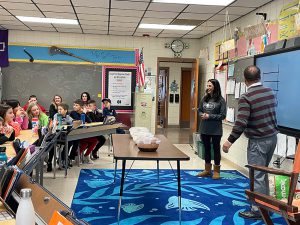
(102, 65, 138, 112)
(8, 43, 137, 66)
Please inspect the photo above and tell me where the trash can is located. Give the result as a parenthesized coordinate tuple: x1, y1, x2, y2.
(193, 132, 201, 154)
(198, 140, 214, 160)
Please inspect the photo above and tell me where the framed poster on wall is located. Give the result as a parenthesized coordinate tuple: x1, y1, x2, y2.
(102, 66, 137, 111)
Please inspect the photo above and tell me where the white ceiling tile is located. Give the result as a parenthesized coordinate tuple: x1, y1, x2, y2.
(0, 0, 31, 2)
(9, 9, 44, 17)
(184, 5, 224, 14)
(52, 24, 80, 29)
(219, 6, 254, 15)
(117, 0, 150, 2)
(0, 8, 10, 15)
(1, 24, 30, 30)
(232, 0, 272, 8)
(75, 7, 108, 15)
(81, 24, 107, 30)
(37, 4, 74, 13)
(80, 20, 108, 26)
(72, 0, 109, 8)
(110, 26, 135, 32)
(30, 26, 57, 31)
(56, 28, 82, 33)
(134, 32, 160, 37)
(178, 13, 211, 20)
(77, 14, 108, 21)
(0, 15, 16, 21)
(111, 9, 144, 17)
(158, 33, 183, 38)
(110, 16, 140, 23)
(43, 12, 76, 19)
(137, 28, 162, 32)
(24, 22, 54, 27)
(144, 11, 178, 19)
(110, 21, 138, 28)
(183, 34, 202, 38)
(205, 20, 224, 27)
(160, 29, 188, 34)
(210, 14, 240, 21)
(193, 26, 218, 32)
(33, 0, 71, 5)
(111, 0, 148, 10)
(0, 20, 24, 26)
(141, 18, 173, 24)
(148, 2, 186, 12)
(109, 30, 133, 36)
(0, 2, 37, 10)
(84, 29, 107, 34)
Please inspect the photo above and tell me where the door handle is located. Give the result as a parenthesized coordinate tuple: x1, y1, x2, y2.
(192, 108, 196, 111)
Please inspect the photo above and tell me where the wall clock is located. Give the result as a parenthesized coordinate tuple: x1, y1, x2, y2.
(165, 39, 189, 58)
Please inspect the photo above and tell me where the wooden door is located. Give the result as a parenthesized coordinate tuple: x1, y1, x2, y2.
(157, 68, 169, 128)
(180, 69, 192, 128)
(190, 59, 199, 133)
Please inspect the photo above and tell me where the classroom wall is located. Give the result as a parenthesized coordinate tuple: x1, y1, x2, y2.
(159, 62, 192, 126)
(198, 0, 295, 171)
(7, 31, 201, 133)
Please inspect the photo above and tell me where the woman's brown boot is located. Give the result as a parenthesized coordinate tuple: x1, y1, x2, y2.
(197, 163, 212, 177)
(212, 165, 221, 179)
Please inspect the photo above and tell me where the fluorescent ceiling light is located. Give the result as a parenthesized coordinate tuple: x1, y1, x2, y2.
(17, 16, 78, 25)
(139, 23, 195, 30)
(153, 0, 235, 6)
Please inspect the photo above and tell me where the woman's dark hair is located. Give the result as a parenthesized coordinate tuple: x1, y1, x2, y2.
(80, 92, 91, 103)
(0, 104, 12, 121)
(5, 99, 20, 109)
(203, 79, 222, 102)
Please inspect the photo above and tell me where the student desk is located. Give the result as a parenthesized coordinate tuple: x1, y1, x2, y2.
(112, 134, 190, 223)
(1, 130, 38, 159)
(0, 202, 15, 225)
(62, 122, 124, 177)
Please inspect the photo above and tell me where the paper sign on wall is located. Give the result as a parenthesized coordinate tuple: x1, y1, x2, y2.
(244, 23, 267, 40)
(220, 39, 235, 54)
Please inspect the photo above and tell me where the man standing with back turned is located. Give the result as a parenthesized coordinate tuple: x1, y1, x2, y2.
(222, 65, 278, 220)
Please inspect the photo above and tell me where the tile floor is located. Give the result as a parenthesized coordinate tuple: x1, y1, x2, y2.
(43, 137, 247, 207)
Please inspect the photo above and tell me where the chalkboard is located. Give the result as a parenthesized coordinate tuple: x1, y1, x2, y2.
(227, 56, 254, 118)
(2, 62, 102, 109)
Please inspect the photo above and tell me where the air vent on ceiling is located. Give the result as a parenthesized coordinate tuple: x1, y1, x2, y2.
(171, 19, 203, 26)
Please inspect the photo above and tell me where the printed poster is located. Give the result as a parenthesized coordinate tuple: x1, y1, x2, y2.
(278, 1, 299, 40)
(108, 71, 132, 107)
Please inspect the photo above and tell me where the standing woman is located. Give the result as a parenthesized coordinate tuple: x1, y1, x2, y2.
(197, 79, 226, 179)
(80, 92, 91, 110)
(49, 95, 62, 120)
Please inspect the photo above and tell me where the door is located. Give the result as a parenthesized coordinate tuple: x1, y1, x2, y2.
(157, 68, 169, 128)
(180, 69, 192, 128)
(190, 59, 199, 133)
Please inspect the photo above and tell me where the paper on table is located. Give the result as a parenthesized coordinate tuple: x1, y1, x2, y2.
(235, 82, 241, 99)
(226, 79, 235, 95)
(275, 133, 287, 157)
(225, 107, 235, 123)
(287, 136, 296, 156)
(240, 82, 247, 95)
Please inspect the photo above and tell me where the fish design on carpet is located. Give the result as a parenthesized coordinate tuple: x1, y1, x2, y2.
(220, 172, 246, 180)
(121, 203, 144, 213)
(78, 206, 99, 214)
(84, 179, 112, 188)
(232, 200, 249, 207)
(184, 171, 199, 176)
(236, 182, 249, 188)
(166, 196, 210, 211)
(161, 218, 203, 225)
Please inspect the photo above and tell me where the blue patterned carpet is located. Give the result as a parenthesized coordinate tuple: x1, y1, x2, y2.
(71, 169, 285, 225)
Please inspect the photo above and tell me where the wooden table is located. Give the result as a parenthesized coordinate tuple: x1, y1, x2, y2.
(112, 134, 190, 223)
(1, 130, 38, 159)
(62, 122, 124, 177)
(0, 202, 15, 225)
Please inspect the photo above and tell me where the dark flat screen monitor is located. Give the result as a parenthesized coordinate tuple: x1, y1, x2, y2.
(255, 47, 300, 137)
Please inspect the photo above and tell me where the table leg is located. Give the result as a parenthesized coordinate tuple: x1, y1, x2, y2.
(157, 160, 159, 184)
(53, 141, 57, 179)
(40, 158, 44, 186)
(177, 160, 182, 224)
(114, 159, 118, 183)
(65, 139, 68, 177)
(117, 160, 126, 224)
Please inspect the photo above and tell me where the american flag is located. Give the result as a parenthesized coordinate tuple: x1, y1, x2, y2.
(138, 48, 145, 87)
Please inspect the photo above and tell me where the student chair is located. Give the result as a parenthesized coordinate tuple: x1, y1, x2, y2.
(245, 142, 300, 225)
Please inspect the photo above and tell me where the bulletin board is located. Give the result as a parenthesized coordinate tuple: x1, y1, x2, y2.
(102, 66, 137, 112)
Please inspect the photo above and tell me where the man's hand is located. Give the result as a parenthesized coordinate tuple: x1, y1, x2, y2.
(201, 113, 209, 120)
(222, 140, 232, 153)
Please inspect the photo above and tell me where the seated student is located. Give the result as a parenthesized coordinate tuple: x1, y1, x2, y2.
(0, 104, 21, 136)
(5, 99, 29, 130)
(80, 92, 91, 111)
(26, 103, 49, 130)
(0, 116, 15, 145)
(102, 98, 125, 134)
(70, 99, 98, 164)
(86, 100, 106, 159)
(49, 95, 62, 120)
(23, 95, 46, 113)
